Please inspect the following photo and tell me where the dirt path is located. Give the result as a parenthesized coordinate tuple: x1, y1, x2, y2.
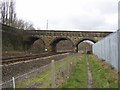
(86, 55, 93, 88)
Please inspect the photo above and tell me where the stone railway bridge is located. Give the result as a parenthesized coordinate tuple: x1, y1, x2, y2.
(23, 30, 111, 52)
(2, 24, 112, 52)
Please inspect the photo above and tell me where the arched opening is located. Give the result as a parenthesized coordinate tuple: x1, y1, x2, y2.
(23, 36, 45, 53)
(30, 39, 45, 53)
(76, 39, 96, 53)
(50, 37, 74, 52)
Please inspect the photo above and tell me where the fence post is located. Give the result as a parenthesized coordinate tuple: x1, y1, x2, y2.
(51, 60, 55, 88)
(70, 62, 73, 74)
(12, 77, 15, 90)
(67, 59, 70, 78)
(85, 47, 88, 61)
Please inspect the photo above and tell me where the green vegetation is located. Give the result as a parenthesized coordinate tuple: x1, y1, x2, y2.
(61, 54, 118, 88)
(61, 55, 88, 88)
(88, 55, 118, 88)
(16, 54, 79, 88)
(16, 54, 119, 88)
(2, 25, 24, 51)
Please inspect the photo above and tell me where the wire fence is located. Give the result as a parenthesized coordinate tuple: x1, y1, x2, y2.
(1, 54, 78, 88)
(92, 30, 119, 71)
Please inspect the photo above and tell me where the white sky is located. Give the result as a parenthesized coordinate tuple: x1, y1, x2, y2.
(15, 0, 119, 31)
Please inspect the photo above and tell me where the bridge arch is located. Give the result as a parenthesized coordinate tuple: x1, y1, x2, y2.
(23, 36, 45, 52)
(50, 37, 74, 52)
(75, 38, 96, 53)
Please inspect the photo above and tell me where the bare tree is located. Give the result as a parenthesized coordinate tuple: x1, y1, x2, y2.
(9, 0, 16, 26)
(14, 19, 35, 30)
(0, 1, 6, 24)
(24, 22, 35, 30)
(5, 1, 9, 24)
(0, 0, 16, 25)
(15, 19, 25, 29)
(0, 0, 36, 30)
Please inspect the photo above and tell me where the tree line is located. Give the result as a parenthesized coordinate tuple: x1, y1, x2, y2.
(0, 0, 35, 30)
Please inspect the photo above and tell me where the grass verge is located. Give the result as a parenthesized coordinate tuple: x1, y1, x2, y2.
(16, 53, 79, 88)
(16, 54, 118, 88)
(61, 54, 119, 88)
(61, 55, 88, 88)
(88, 55, 118, 88)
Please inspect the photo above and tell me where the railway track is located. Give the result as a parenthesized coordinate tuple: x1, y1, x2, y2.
(2, 51, 71, 86)
(1, 52, 69, 65)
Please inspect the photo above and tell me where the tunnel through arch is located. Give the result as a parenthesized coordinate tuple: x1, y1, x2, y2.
(76, 38, 96, 53)
(23, 36, 45, 53)
(50, 37, 74, 52)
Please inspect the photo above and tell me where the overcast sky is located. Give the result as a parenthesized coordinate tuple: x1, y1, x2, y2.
(15, 0, 119, 31)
